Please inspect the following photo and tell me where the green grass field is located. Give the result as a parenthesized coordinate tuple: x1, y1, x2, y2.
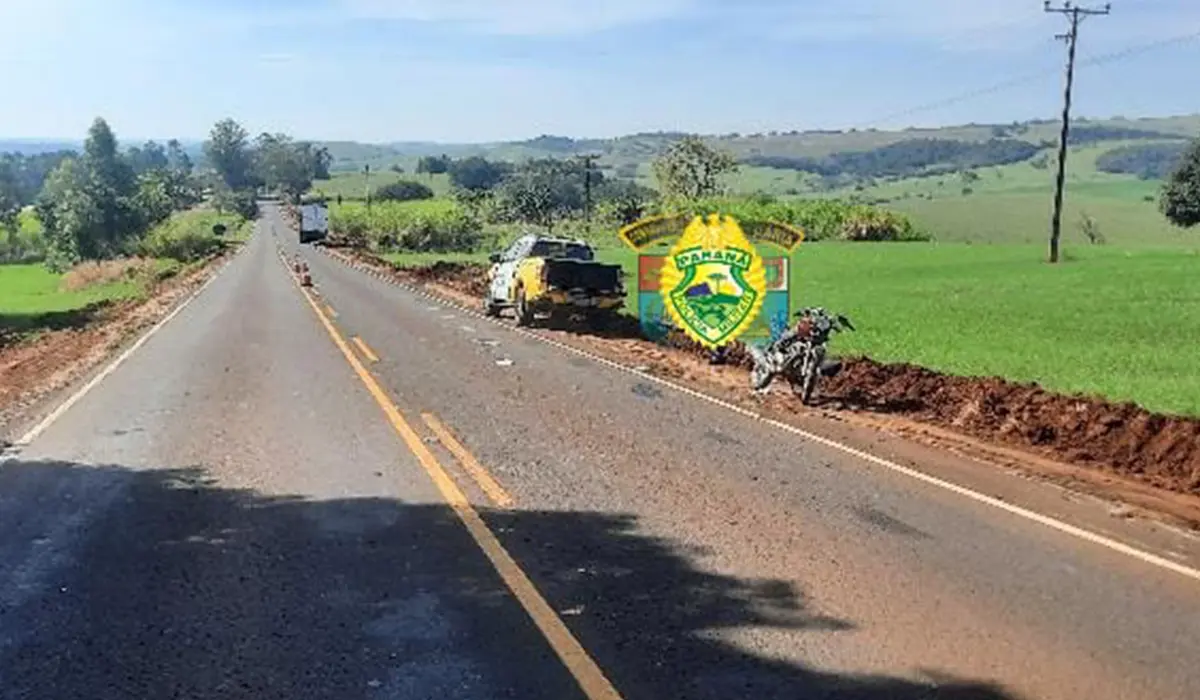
(382, 242, 1200, 417)
(711, 142, 1193, 246)
(0, 263, 142, 335)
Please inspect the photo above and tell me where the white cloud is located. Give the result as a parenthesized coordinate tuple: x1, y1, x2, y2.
(336, 0, 693, 35)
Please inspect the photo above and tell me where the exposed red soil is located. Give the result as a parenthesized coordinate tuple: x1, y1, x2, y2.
(0, 248, 239, 435)
(333, 250, 1200, 504)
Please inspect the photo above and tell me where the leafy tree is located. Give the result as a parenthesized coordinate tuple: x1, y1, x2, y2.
(310, 145, 332, 180)
(0, 159, 19, 227)
(204, 118, 257, 191)
(166, 139, 193, 175)
(652, 136, 738, 201)
(1097, 143, 1189, 180)
(1160, 139, 1200, 228)
(416, 154, 451, 176)
(374, 180, 434, 202)
(448, 156, 511, 191)
(594, 179, 658, 225)
(126, 141, 169, 175)
(494, 159, 586, 231)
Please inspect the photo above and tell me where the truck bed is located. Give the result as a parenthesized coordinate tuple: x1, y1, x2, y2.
(544, 259, 622, 293)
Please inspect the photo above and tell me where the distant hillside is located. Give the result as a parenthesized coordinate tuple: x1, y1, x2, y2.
(0, 140, 81, 156)
(308, 114, 1200, 174)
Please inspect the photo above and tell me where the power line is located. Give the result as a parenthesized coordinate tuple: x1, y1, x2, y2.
(849, 25, 1200, 131)
(1045, 1, 1111, 264)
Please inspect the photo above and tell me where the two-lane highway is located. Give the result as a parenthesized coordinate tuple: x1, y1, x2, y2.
(2, 206, 1198, 699)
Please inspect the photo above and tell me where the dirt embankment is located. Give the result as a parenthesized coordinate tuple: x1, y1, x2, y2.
(334, 250, 1200, 503)
(0, 249, 239, 437)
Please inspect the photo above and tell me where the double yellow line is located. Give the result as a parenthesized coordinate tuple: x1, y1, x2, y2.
(295, 284, 622, 700)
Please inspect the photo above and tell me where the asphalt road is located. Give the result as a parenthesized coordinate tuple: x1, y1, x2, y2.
(2, 205, 1198, 699)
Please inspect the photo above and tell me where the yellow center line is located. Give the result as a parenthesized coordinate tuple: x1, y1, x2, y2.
(294, 284, 623, 700)
(325, 303, 338, 318)
(351, 336, 380, 363)
(421, 413, 515, 508)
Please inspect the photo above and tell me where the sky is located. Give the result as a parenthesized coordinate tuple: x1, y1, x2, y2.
(1, 0, 1198, 143)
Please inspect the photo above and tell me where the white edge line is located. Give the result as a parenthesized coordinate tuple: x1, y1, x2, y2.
(317, 246, 1200, 584)
(4, 247, 244, 453)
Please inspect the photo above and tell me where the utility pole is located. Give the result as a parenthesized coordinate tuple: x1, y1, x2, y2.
(1044, 1, 1110, 264)
(577, 153, 600, 235)
(364, 164, 372, 211)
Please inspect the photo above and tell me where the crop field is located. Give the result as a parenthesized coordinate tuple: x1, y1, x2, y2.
(384, 241, 1200, 417)
(310, 171, 453, 201)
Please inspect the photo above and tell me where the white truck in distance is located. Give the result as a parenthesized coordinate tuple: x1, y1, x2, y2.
(299, 204, 329, 244)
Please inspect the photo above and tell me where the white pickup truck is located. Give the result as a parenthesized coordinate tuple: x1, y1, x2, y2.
(299, 204, 329, 244)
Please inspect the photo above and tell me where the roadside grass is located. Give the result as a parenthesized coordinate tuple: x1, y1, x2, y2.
(381, 241, 1200, 417)
(1, 208, 246, 342)
(0, 263, 141, 339)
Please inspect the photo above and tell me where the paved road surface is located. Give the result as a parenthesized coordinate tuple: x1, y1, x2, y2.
(2, 206, 1198, 699)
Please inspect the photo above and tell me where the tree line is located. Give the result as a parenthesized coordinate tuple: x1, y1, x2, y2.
(1095, 143, 1190, 180)
(202, 118, 332, 217)
(743, 138, 1042, 181)
(0, 116, 332, 267)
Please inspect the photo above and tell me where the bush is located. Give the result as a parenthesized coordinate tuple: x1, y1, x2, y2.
(330, 200, 483, 252)
(139, 210, 241, 262)
(653, 195, 930, 242)
(374, 180, 435, 202)
(212, 188, 258, 219)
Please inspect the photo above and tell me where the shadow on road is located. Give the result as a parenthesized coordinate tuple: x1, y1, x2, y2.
(0, 459, 1021, 700)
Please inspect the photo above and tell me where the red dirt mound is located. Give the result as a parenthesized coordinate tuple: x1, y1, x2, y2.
(820, 359, 1200, 496)
(353, 249, 1200, 498)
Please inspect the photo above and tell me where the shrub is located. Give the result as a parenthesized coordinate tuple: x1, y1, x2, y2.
(374, 180, 435, 202)
(139, 210, 241, 262)
(653, 196, 930, 242)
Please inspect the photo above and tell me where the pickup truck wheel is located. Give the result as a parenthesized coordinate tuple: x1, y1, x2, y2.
(515, 287, 534, 327)
(483, 295, 501, 317)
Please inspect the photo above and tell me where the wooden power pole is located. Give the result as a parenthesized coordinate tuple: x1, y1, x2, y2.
(364, 164, 372, 211)
(577, 153, 600, 235)
(1044, 1, 1110, 263)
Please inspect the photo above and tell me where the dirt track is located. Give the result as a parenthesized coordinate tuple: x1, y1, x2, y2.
(341, 253, 1200, 502)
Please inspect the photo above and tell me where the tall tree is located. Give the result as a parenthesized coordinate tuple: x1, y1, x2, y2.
(494, 158, 591, 231)
(1161, 138, 1200, 229)
(166, 139, 193, 175)
(448, 156, 510, 191)
(255, 133, 317, 201)
(651, 136, 738, 201)
(126, 140, 169, 175)
(0, 158, 20, 226)
(204, 118, 256, 191)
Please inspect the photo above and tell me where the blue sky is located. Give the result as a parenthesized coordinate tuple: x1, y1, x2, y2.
(1, 0, 1198, 143)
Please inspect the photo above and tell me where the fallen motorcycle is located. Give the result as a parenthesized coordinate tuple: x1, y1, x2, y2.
(747, 307, 855, 405)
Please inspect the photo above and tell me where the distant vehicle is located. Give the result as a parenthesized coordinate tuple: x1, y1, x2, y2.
(484, 234, 625, 329)
(299, 203, 329, 244)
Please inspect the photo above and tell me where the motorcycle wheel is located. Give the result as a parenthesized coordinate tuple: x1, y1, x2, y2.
(751, 365, 773, 392)
(795, 347, 824, 405)
(798, 370, 818, 406)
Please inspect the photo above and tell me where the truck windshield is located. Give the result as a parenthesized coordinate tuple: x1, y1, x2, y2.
(531, 241, 594, 261)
